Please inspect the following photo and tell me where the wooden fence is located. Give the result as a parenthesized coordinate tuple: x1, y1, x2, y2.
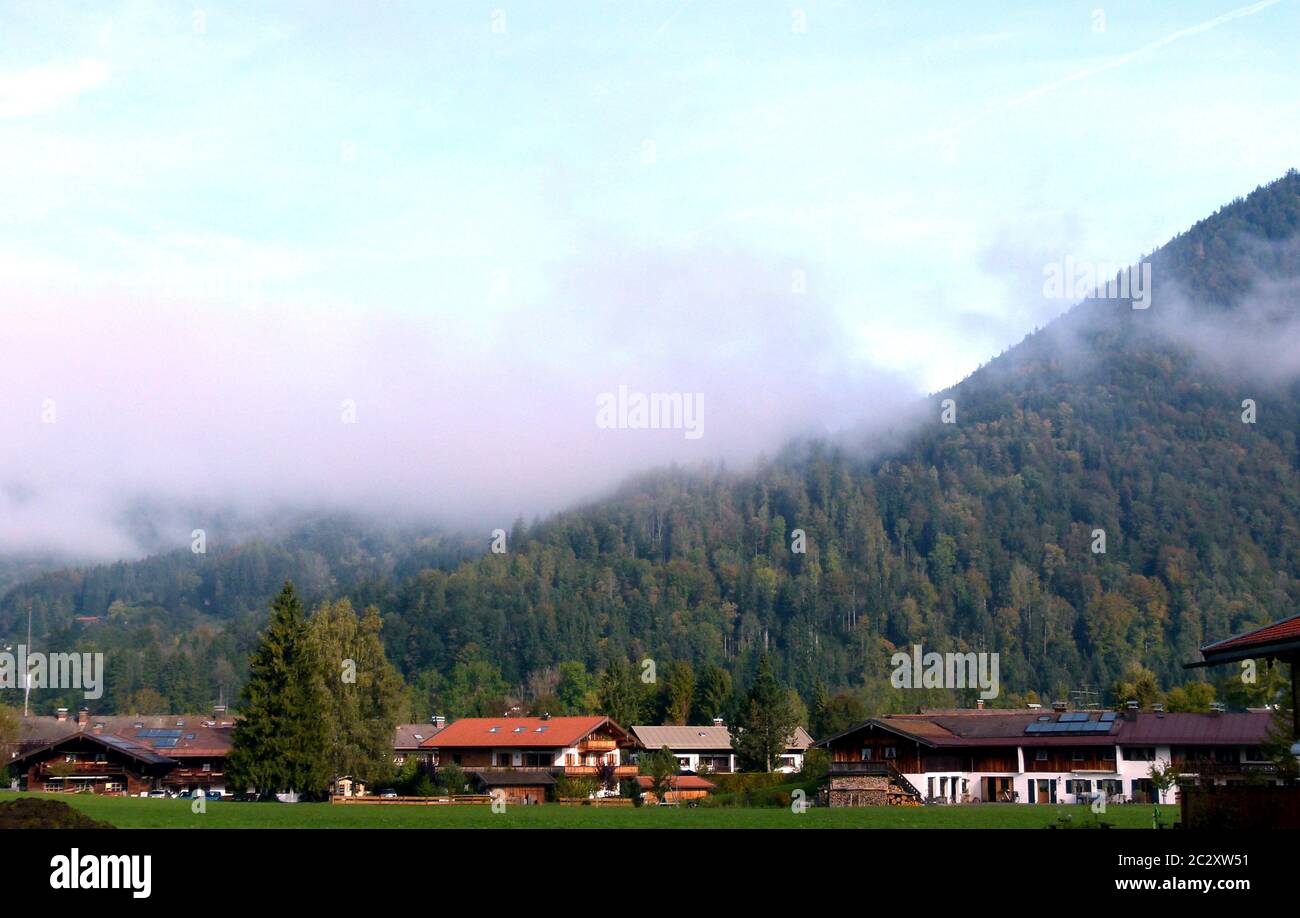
(330, 794, 493, 806)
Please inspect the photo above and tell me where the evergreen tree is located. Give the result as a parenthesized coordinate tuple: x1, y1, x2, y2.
(731, 656, 798, 772)
(228, 582, 331, 797)
(663, 661, 695, 725)
(556, 661, 593, 715)
(694, 664, 732, 722)
(597, 659, 647, 727)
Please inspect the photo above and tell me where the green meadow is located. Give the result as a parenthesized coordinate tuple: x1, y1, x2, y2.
(0, 792, 1179, 829)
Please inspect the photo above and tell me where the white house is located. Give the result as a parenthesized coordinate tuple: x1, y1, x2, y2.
(631, 722, 814, 773)
(816, 705, 1279, 806)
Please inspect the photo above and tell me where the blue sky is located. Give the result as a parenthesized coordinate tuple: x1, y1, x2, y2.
(2, 0, 1298, 555)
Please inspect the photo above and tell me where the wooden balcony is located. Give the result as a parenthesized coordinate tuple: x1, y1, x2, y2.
(829, 761, 898, 776)
(577, 737, 618, 753)
(38, 761, 126, 776)
(563, 764, 638, 778)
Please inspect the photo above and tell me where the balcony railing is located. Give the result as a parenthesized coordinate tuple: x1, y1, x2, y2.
(563, 764, 637, 778)
(38, 762, 126, 775)
(829, 761, 900, 775)
(577, 738, 618, 753)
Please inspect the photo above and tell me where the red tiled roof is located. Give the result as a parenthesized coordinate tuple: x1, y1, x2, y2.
(636, 775, 715, 791)
(1201, 613, 1300, 658)
(419, 716, 617, 749)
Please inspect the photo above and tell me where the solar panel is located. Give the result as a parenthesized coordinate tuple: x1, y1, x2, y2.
(137, 729, 182, 738)
(1100, 711, 1117, 722)
(153, 738, 179, 748)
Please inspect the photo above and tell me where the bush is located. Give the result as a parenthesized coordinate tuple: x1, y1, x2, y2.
(436, 763, 468, 795)
(554, 775, 597, 799)
(800, 748, 829, 780)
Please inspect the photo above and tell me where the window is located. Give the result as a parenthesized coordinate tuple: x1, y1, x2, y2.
(1035, 750, 1048, 761)
(1071, 749, 1085, 761)
(884, 746, 897, 759)
(860, 747, 873, 761)
(1126, 746, 1155, 762)
(512, 726, 526, 733)
(202, 763, 211, 772)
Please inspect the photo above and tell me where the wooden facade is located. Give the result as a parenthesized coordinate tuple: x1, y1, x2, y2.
(14, 733, 174, 796)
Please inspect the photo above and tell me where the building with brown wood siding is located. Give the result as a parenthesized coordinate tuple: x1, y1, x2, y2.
(816, 706, 1282, 807)
(10, 731, 177, 796)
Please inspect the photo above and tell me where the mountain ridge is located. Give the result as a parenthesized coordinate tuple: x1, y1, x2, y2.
(3, 171, 1298, 718)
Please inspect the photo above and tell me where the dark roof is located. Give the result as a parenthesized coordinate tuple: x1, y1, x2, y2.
(1113, 711, 1274, 745)
(814, 709, 1273, 749)
(470, 770, 557, 786)
(128, 725, 232, 757)
(13, 730, 177, 768)
(394, 723, 441, 750)
(1191, 613, 1300, 665)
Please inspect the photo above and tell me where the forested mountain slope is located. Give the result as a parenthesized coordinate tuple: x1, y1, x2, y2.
(3, 172, 1298, 717)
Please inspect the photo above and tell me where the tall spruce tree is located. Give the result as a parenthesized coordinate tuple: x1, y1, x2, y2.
(731, 655, 798, 772)
(228, 582, 331, 797)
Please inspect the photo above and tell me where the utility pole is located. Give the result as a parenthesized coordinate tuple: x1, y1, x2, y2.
(23, 601, 33, 717)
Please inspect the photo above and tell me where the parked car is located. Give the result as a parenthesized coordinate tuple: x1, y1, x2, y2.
(380, 789, 398, 798)
(205, 791, 223, 801)
(147, 789, 168, 798)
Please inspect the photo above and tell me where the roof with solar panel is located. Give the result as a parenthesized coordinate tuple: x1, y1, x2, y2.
(813, 707, 1272, 749)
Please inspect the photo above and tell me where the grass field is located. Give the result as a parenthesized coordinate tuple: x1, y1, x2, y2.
(0, 792, 1180, 829)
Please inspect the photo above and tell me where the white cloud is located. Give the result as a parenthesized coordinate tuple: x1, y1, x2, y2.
(0, 59, 110, 119)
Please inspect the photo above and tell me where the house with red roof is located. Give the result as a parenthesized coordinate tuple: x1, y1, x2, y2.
(419, 715, 639, 802)
(636, 773, 715, 805)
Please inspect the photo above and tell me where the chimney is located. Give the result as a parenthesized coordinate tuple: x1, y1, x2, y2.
(56, 707, 69, 722)
(1052, 700, 1068, 713)
(541, 712, 551, 721)
(213, 704, 227, 720)
(1209, 701, 1226, 715)
(1153, 703, 1165, 718)
(431, 714, 446, 730)
(976, 699, 985, 710)
(77, 707, 90, 727)
(92, 722, 104, 735)
(712, 716, 725, 727)
(1124, 700, 1139, 721)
